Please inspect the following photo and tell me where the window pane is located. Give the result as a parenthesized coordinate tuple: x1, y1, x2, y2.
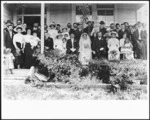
(97, 10, 105, 15)
(97, 4, 114, 8)
(76, 5, 92, 15)
(24, 7, 40, 14)
(106, 10, 114, 15)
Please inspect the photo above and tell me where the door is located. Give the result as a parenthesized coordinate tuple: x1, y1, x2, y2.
(24, 16, 40, 27)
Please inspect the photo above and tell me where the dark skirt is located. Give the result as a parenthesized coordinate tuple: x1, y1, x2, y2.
(24, 43, 34, 69)
(14, 42, 24, 68)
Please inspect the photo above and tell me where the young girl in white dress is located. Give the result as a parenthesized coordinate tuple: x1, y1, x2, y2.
(121, 38, 134, 60)
(4, 48, 15, 74)
(61, 38, 67, 55)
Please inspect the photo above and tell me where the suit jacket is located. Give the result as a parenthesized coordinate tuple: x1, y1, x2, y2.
(66, 39, 79, 51)
(4, 28, 15, 52)
(118, 29, 129, 40)
(99, 27, 107, 37)
(92, 37, 107, 52)
(133, 29, 145, 41)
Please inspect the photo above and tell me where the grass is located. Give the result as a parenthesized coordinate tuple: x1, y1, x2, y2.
(3, 81, 147, 100)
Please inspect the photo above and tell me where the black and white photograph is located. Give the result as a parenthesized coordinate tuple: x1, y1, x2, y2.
(1, 0, 149, 119)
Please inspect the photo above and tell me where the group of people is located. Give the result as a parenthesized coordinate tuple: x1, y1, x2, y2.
(3, 19, 147, 74)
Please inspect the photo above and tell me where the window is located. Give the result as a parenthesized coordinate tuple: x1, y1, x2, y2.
(97, 10, 114, 15)
(76, 5, 92, 15)
(76, 5, 92, 22)
(96, 4, 114, 26)
(24, 7, 41, 14)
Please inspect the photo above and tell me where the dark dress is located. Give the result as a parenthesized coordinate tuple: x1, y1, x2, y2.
(24, 42, 34, 69)
(45, 37, 54, 50)
(15, 42, 24, 68)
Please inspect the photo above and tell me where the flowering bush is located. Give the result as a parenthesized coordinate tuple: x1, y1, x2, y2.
(34, 49, 147, 92)
(36, 49, 111, 84)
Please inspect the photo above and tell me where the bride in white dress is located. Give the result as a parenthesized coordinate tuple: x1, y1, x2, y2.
(78, 33, 92, 65)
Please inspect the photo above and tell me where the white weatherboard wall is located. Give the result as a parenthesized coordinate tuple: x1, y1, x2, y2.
(137, 4, 148, 24)
(117, 4, 137, 25)
(3, 4, 13, 22)
(49, 4, 72, 28)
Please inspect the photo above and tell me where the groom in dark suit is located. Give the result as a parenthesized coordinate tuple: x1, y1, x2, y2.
(66, 32, 79, 54)
(92, 31, 107, 59)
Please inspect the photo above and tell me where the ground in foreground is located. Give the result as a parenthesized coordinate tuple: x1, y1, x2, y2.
(3, 81, 147, 100)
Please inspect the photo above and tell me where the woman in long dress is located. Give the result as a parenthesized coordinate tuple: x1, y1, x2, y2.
(107, 31, 120, 61)
(24, 28, 34, 69)
(13, 27, 25, 68)
(78, 33, 92, 65)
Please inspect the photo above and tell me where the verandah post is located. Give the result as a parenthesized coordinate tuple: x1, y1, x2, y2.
(41, 3, 45, 54)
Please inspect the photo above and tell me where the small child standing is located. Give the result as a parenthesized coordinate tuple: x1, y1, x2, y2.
(4, 48, 15, 74)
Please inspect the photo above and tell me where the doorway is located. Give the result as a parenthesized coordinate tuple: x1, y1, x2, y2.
(24, 16, 40, 27)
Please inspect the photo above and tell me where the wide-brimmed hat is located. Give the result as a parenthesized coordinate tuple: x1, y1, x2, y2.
(6, 20, 12, 24)
(111, 31, 118, 37)
(16, 26, 23, 31)
(49, 24, 56, 28)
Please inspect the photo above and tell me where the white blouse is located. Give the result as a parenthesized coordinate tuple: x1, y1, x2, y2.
(13, 33, 24, 44)
(30, 36, 40, 47)
(24, 34, 33, 43)
(48, 29, 58, 40)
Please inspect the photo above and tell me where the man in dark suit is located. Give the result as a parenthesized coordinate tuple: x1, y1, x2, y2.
(99, 21, 107, 37)
(83, 21, 93, 36)
(118, 23, 129, 40)
(4, 24, 15, 55)
(66, 32, 79, 54)
(92, 32, 107, 59)
(133, 22, 145, 59)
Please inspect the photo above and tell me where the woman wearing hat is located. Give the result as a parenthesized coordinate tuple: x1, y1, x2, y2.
(54, 34, 64, 53)
(48, 24, 58, 41)
(13, 27, 25, 68)
(107, 31, 120, 61)
(62, 28, 70, 39)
